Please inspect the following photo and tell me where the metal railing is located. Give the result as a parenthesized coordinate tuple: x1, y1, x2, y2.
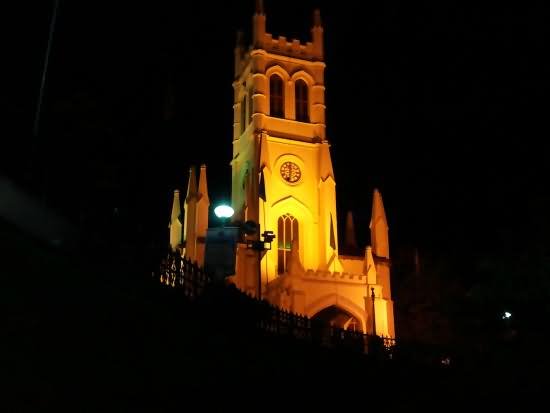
(154, 251, 395, 356)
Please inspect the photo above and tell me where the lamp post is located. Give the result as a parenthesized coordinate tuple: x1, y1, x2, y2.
(257, 230, 275, 300)
(211, 207, 274, 300)
(209, 204, 235, 281)
(242, 220, 274, 300)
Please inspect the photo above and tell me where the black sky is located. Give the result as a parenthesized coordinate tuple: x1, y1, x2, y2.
(6, 1, 550, 264)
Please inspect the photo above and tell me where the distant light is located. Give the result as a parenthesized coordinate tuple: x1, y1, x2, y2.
(214, 205, 234, 219)
(502, 311, 512, 319)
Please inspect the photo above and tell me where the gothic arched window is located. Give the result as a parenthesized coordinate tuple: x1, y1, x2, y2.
(295, 79, 309, 122)
(270, 74, 284, 118)
(240, 95, 247, 134)
(277, 213, 298, 274)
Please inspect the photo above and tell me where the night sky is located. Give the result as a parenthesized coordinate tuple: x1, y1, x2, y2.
(6, 4, 550, 407)
(7, 1, 550, 273)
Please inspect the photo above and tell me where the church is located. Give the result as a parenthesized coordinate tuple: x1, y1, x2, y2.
(168, 1, 395, 339)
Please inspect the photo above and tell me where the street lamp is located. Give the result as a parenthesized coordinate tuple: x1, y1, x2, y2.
(214, 204, 234, 227)
(204, 204, 237, 281)
(209, 208, 274, 299)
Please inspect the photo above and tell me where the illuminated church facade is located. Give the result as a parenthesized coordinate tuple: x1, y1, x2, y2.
(169, 2, 395, 338)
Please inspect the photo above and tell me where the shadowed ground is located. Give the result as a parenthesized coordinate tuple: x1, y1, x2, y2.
(2, 205, 545, 411)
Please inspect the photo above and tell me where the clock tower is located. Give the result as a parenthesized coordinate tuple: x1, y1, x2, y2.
(231, 3, 343, 290)
(226, 1, 395, 338)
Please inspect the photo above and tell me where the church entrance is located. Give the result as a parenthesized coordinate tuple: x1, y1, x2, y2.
(311, 306, 364, 348)
(311, 306, 363, 332)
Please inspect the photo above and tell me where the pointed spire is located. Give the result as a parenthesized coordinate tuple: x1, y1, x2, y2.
(253, 0, 266, 48)
(255, 0, 264, 15)
(169, 190, 183, 252)
(195, 165, 210, 267)
(170, 190, 182, 224)
(186, 166, 197, 201)
(198, 164, 209, 204)
(344, 211, 358, 250)
(313, 8, 322, 27)
(184, 166, 198, 262)
(311, 8, 324, 59)
(370, 188, 389, 259)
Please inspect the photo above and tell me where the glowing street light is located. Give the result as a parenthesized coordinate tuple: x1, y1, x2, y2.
(502, 311, 512, 320)
(214, 205, 234, 219)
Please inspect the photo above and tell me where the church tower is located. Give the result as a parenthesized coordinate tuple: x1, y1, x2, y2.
(226, 2, 394, 338)
(231, 2, 343, 290)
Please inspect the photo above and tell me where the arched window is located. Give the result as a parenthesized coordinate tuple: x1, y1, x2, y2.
(295, 79, 309, 122)
(277, 213, 298, 274)
(240, 95, 247, 134)
(248, 88, 254, 124)
(270, 74, 284, 118)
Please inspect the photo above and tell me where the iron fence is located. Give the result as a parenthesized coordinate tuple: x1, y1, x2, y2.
(154, 251, 395, 356)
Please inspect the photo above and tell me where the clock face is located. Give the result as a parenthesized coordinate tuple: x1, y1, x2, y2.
(280, 162, 301, 183)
